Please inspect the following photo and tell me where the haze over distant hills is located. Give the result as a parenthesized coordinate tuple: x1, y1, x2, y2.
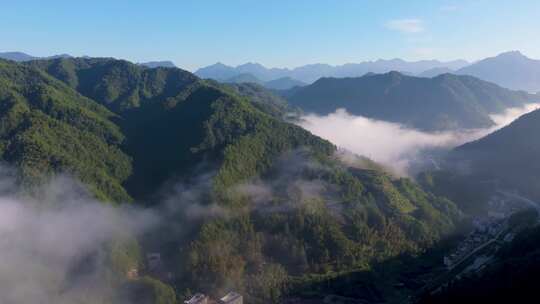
(0, 51, 178, 69)
(198, 51, 540, 93)
(0, 51, 71, 62)
(456, 51, 540, 93)
(223, 73, 307, 90)
(7, 50, 540, 93)
(286, 71, 537, 131)
(138, 60, 177, 68)
(418, 67, 454, 78)
(196, 59, 469, 84)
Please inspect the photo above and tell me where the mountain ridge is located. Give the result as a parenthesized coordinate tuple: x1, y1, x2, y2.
(286, 71, 537, 131)
(139, 60, 177, 68)
(457, 51, 540, 92)
(196, 58, 469, 84)
(0, 51, 72, 62)
(223, 73, 307, 90)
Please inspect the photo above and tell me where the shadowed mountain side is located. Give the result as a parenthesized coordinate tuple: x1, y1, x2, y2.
(454, 108, 540, 200)
(286, 72, 537, 131)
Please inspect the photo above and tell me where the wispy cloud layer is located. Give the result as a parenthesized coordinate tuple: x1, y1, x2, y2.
(298, 104, 540, 176)
(0, 175, 159, 304)
(386, 18, 425, 33)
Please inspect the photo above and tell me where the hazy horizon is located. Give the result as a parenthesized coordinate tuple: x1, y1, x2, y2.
(2, 0, 540, 71)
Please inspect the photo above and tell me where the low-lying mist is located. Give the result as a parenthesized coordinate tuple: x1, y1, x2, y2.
(0, 172, 159, 304)
(0, 151, 335, 303)
(297, 103, 540, 176)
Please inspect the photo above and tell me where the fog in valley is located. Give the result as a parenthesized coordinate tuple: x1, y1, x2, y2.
(0, 171, 160, 304)
(298, 103, 540, 175)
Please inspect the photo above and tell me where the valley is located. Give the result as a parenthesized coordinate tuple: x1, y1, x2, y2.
(2, 3, 540, 302)
(1, 54, 540, 303)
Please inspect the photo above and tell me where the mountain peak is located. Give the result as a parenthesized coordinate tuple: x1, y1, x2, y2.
(385, 70, 404, 78)
(495, 50, 527, 60)
(237, 62, 265, 69)
(0, 51, 35, 62)
(212, 62, 231, 68)
(456, 50, 540, 92)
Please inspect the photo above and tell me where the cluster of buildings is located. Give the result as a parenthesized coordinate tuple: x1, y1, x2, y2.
(443, 218, 502, 269)
(123, 252, 242, 304)
(443, 195, 528, 269)
(124, 252, 242, 304)
(185, 292, 243, 304)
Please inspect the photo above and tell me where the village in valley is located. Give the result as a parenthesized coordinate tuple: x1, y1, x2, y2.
(414, 191, 540, 299)
(184, 292, 243, 304)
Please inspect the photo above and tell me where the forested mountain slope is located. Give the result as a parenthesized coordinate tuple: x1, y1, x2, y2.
(0, 57, 463, 303)
(418, 106, 540, 217)
(25, 57, 200, 113)
(0, 59, 131, 201)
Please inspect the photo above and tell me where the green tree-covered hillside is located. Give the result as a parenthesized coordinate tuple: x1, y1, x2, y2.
(0, 57, 463, 303)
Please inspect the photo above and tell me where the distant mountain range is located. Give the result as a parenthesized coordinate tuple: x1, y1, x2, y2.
(0, 51, 71, 62)
(195, 59, 468, 83)
(418, 51, 540, 93)
(286, 71, 537, 131)
(8, 51, 540, 92)
(223, 73, 307, 90)
(195, 59, 469, 84)
(456, 51, 540, 93)
(0, 51, 36, 61)
(0, 51, 177, 70)
(198, 51, 540, 93)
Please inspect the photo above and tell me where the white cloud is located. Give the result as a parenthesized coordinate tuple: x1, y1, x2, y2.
(297, 104, 540, 176)
(386, 19, 425, 33)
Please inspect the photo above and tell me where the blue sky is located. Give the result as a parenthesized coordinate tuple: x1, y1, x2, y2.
(1, 0, 539, 71)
